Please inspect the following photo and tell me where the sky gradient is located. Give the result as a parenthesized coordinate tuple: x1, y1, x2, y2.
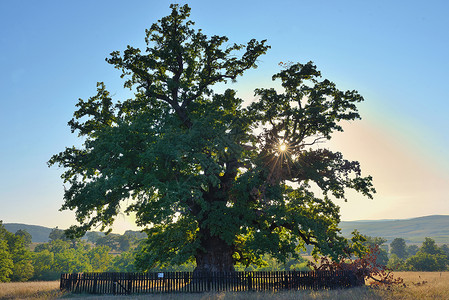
(1, 0, 448, 233)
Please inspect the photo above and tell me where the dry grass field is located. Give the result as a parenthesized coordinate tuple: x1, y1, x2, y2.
(373, 271, 449, 299)
(0, 281, 64, 300)
(1, 272, 448, 300)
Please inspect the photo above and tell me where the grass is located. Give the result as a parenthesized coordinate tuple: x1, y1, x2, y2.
(373, 271, 449, 299)
(0, 281, 65, 300)
(1, 272, 448, 299)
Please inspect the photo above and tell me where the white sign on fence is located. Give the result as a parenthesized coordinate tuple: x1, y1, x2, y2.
(158, 273, 164, 278)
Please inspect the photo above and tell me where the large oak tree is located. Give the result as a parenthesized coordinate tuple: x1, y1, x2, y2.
(49, 4, 375, 272)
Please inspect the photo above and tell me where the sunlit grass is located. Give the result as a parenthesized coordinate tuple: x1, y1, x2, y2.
(372, 271, 449, 300)
(63, 288, 378, 300)
(0, 281, 65, 299)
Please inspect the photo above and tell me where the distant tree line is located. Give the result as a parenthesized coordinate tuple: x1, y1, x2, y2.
(357, 234, 449, 271)
(0, 222, 146, 282)
(0, 221, 33, 282)
(387, 237, 449, 271)
(2, 219, 447, 282)
(0, 222, 309, 282)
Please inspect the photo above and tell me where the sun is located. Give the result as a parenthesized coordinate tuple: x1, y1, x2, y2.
(279, 142, 287, 152)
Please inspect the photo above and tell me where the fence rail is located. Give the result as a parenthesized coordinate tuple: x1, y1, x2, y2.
(60, 270, 362, 294)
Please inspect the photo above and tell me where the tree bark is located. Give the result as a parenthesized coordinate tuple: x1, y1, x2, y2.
(194, 228, 235, 273)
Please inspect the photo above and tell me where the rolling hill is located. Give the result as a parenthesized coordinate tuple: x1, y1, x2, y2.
(339, 215, 449, 244)
(4, 215, 449, 244)
(3, 223, 53, 243)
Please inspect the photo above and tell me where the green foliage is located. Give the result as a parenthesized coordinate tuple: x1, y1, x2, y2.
(0, 246, 13, 282)
(407, 244, 419, 257)
(53, 247, 91, 274)
(32, 239, 114, 279)
(390, 238, 407, 259)
(123, 230, 147, 242)
(386, 254, 406, 271)
(361, 235, 388, 266)
(0, 222, 14, 282)
(108, 250, 137, 272)
(0, 221, 34, 282)
(363, 236, 387, 248)
(49, 4, 374, 271)
(93, 233, 134, 252)
(374, 249, 389, 267)
(95, 234, 116, 250)
(15, 229, 32, 247)
(30, 230, 145, 280)
(32, 250, 58, 280)
(48, 228, 70, 242)
(85, 231, 101, 244)
(420, 237, 444, 255)
(0, 224, 144, 281)
(235, 254, 310, 272)
(405, 252, 447, 271)
(88, 245, 112, 272)
(404, 238, 448, 271)
(385, 237, 449, 271)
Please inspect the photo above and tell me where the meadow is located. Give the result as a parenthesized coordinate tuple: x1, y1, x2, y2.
(0, 281, 63, 300)
(1, 272, 448, 300)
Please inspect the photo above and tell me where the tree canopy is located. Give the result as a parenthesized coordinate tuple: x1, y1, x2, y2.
(0, 221, 34, 282)
(49, 4, 375, 272)
(390, 238, 407, 260)
(405, 238, 448, 271)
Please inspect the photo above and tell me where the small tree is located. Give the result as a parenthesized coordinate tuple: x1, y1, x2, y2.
(32, 250, 57, 280)
(441, 244, 449, 257)
(420, 237, 444, 255)
(15, 230, 32, 247)
(108, 250, 137, 272)
(88, 245, 112, 272)
(406, 252, 447, 271)
(386, 253, 406, 271)
(363, 235, 388, 266)
(0, 221, 14, 282)
(49, 228, 70, 242)
(390, 238, 407, 260)
(85, 232, 101, 244)
(3, 227, 34, 281)
(95, 234, 120, 251)
(405, 238, 448, 271)
(407, 245, 419, 257)
(49, 4, 375, 272)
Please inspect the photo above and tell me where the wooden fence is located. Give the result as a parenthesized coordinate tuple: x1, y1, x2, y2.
(60, 270, 363, 294)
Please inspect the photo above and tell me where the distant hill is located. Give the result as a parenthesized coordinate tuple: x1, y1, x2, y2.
(339, 215, 449, 244)
(3, 223, 145, 243)
(5, 215, 449, 244)
(3, 223, 53, 243)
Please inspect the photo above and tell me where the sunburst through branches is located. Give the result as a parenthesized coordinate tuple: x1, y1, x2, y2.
(279, 142, 287, 152)
(264, 139, 294, 184)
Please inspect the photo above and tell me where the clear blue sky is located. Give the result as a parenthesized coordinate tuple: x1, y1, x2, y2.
(1, 0, 448, 232)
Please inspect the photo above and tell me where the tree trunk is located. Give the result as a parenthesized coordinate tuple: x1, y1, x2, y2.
(194, 229, 235, 273)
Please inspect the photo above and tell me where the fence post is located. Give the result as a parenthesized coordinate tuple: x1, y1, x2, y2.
(67, 274, 72, 292)
(247, 273, 253, 291)
(113, 273, 117, 295)
(60, 274, 64, 291)
(207, 273, 211, 292)
(93, 276, 97, 294)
